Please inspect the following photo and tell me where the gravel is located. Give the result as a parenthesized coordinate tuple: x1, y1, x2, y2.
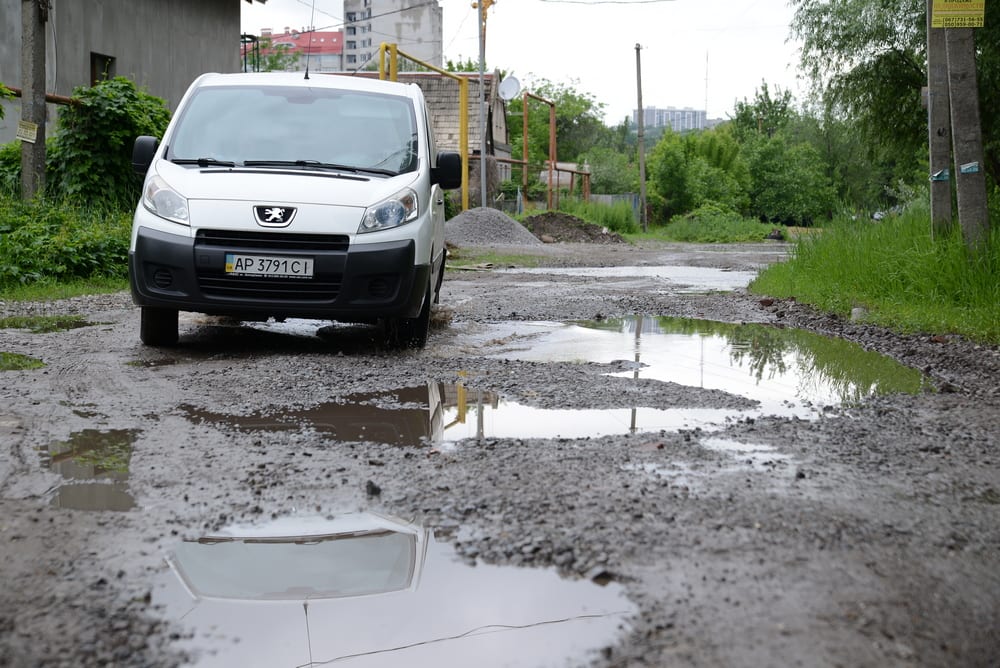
(444, 206, 544, 246)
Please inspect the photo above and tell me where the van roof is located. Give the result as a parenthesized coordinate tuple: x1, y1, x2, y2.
(192, 71, 419, 99)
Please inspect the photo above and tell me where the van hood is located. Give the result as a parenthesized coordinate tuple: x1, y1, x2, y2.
(153, 159, 418, 208)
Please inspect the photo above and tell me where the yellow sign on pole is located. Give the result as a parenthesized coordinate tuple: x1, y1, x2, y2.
(931, 0, 986, 28)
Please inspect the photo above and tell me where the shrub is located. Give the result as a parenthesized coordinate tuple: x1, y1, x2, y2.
(660, 204, 778, 242)
(0, 194, 131, 287)
(557, 197, 639, 235)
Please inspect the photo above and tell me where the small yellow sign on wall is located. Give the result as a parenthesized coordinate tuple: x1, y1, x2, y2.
(932, 0, 986, 28)
(16, 120, 38, 144)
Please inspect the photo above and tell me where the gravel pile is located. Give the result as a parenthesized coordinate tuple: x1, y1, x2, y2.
(444, 207, 543, 246)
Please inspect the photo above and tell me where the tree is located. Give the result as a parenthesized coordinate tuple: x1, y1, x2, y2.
(730, 81, 795, 140)
(506, 78, 611, 168)
(251, 37, 300, 72)
(790, 0, 1000, 189)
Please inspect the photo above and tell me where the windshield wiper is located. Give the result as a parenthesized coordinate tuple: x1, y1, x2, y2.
(172, 157, 236, 167)
(243, 160, 397, 177)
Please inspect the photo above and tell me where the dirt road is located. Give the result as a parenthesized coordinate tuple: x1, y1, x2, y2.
(1, 239, 998, 667)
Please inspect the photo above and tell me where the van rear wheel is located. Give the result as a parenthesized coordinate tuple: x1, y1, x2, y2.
(140, 307, 179, 346)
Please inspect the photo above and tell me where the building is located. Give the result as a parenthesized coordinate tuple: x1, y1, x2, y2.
(0, 0, 261, 144)
(242, 27, 344, 73)
(633, 106, 708, 132)
(342, 0, 443, 71)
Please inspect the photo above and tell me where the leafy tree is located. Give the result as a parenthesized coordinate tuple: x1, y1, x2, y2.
(249, 37, 301, 72)
(730, 81, 795, 140)
(577, 146, 637, 194)
(790, 0, 1000, 187)
(742, 132, 835, 225)
(506, 78, 610, 168)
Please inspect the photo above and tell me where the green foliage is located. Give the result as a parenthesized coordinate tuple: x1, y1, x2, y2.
(751, 200, 1000, 342)
(656, 204, 779, 243)
(730, 81, 795, 140)
(507, 78, 609, 168)
(790, 0, 1000, 189)
(577, 147, 637, 194)
(557, 198, 639, 235)
(0, 314, 93, 333)
(0, 352, 45, 371)
(0, 193, 131, 287)
(646, 127, 751, 222)
(249, 37, 301, 72)
(742, 133, 835, 225)
(44, 77, 170, 207)
(0, 83, 12, 120)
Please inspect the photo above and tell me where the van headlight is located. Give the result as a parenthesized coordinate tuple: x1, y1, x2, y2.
(142, 175, 189, 225)
(358, 188, 418, 234)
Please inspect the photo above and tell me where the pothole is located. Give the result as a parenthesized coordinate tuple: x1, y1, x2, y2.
(39, 429, 138, 511)
(154, 512, 635, 666)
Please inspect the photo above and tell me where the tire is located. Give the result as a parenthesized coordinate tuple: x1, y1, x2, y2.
(385, 281, 431, 349)
(140, 307, 179, 346)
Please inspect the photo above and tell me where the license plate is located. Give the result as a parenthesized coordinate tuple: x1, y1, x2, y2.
(224, 253, 314, 278)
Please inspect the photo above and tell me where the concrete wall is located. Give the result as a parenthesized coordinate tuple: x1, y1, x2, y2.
(0, 0, 242, 144)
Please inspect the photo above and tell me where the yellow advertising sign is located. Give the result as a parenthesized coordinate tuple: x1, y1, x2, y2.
(931, 0, 986, 28)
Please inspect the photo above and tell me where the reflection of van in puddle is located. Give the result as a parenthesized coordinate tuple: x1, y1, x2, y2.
(168, 514, 427, 601)
(129, 73, 462, 348)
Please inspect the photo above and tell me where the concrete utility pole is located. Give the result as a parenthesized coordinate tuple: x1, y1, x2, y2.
(475, 0, 495, 210)
(945, 26, 989, 250)
(926, 0, 953, 238)
(635, 43, 647, 233)
(20, 0, 48, 199)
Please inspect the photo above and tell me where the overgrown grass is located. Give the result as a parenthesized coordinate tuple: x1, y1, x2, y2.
(556, 198, 640, 235)
(0, 351, 45, 371)
(751, 204, 1000, 342)
(643, 205, 784, 243)
(0, 193, 132, 288)
(0, 276, 128, 303)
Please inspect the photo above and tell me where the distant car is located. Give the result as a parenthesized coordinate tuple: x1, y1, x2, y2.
(129, 72, 462, 348)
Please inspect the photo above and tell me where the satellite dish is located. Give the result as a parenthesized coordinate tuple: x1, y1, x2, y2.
(498, 75, 521, 101)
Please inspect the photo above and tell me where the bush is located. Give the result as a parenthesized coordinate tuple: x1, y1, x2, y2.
(557, 197, 639, 235)
(660, 204, 779, 242)
(0, 77, 170, 207)
(0, 194, 131, 286)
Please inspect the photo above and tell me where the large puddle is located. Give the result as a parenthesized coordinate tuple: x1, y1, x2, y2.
(39, 429, 138, 511)
(499, 265, 759, 292)
(154, 513, 635, 667)
(183, 316, 929, 445)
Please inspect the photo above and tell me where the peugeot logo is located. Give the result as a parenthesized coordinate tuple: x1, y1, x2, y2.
(254, 205, 297, 228)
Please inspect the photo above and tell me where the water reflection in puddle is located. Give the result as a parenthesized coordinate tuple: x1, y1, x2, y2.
(499, 265, 759, 292)
(155, 513, 635, 667)
(182, 317, 928, 445)
(39, 429, 138, 511)
(479, 316, 929, 412)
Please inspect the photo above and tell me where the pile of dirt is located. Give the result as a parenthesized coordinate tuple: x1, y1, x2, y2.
(522, 212, 627, 244)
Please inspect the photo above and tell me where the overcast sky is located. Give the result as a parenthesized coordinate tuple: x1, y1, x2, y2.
(241, 0, 804, 124)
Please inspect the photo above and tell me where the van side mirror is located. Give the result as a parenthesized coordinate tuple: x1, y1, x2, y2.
(132, 136, 160, 176)
(432, 151, 462, 190)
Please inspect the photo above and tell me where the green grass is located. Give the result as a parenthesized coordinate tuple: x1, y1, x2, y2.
(0, 276, 128, 303)
(0, 351, 45, 371)
(446, 246, 544, 269)
(0, 314, 95, 333)
(750, 205, 1000, 342)
(555, 198, 640, 235)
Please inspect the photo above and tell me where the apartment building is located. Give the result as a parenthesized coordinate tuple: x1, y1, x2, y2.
(634, 106, 708, 132)
(343, 0, 443, 71)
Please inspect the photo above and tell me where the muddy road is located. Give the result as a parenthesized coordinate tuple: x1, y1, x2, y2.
(1, 239, 999, 667)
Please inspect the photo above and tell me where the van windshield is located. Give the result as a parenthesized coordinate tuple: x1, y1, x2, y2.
(168, 85, 419, 175)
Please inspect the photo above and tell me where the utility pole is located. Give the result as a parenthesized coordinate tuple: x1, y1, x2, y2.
(635, 43, 647, 233)
(945, 26, 989, 250)
(926, 0, 953, 238)
(20, 0, 48, 199)
(474, 0, 495, 210)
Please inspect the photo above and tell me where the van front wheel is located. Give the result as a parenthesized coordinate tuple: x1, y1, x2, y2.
(384, 282, 430, 349)
(140, 307, 179, 346)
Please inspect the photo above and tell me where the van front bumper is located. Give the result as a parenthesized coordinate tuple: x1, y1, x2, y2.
(129, 226, 428, 320)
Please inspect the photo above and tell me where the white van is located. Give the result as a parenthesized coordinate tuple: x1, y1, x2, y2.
(129, 72, 461, 348)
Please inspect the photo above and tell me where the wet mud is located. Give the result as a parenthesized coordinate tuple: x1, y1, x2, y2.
(1, 240, 998, 667)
